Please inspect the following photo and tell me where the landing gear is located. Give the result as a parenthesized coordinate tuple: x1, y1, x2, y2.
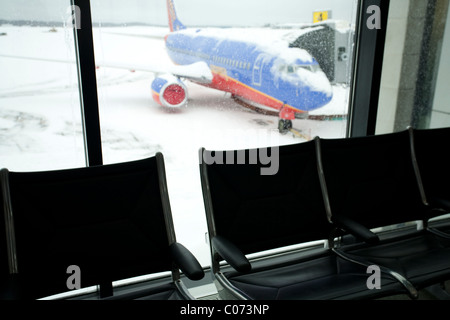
(277, 106, 311, 139)
(278, 105, 295, 134)
(278, 119, 293, 134)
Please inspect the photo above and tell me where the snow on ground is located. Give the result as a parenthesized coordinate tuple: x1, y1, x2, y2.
(0, 26, 350, 266)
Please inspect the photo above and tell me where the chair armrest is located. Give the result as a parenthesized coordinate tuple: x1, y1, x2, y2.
(212, 236, 251, 273)
(333, 214, 379, 245)
(169, 242, 204, 281)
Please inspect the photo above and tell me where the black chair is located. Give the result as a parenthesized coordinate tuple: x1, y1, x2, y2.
(316, 129, 450, 298)
(412, 126, 450, 216)
(199, 141, 408, 300)
(0, 153, 204, 300)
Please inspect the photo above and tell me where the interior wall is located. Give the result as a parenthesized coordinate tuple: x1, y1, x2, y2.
(430, 5, 450, 128)
(376, 0, 450, 133)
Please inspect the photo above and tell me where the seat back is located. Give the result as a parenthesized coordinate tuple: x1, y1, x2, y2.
(1, 154, 179, 299)
(200, 140, 331, 270)
(412, 127, 450, 206)
(0, 185, 9, 289)
(317, 130, 429, 231)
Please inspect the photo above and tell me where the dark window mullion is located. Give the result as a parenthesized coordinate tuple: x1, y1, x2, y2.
(347, 0, 390, 137)
(72, 0, 103, 166)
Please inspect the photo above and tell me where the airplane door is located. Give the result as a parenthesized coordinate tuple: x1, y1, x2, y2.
(252, 54, 268, 86)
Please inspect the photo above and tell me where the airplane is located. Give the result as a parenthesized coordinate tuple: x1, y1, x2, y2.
(152, 0, 333, 133)
(0, 0, 334, 134)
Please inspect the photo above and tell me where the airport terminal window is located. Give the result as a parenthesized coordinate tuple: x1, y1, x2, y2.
(1, 1, 448, 298)
(0, 1, 85, 171)
(90, 0, 358, 267)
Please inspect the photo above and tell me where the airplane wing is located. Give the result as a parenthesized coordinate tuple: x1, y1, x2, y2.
(98, 59, 212, 83)
(0, 53, 213, 84)
(104, 31, 167, 40)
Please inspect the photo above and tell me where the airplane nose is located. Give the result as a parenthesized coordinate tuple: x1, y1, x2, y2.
(296, 86, 333, 112)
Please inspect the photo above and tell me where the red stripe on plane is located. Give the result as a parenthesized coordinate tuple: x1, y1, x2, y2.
(206, 71, 303, 119)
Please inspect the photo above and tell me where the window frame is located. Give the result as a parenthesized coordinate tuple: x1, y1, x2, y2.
(72, 0, 103, 167)
(347, 0, 390, 138)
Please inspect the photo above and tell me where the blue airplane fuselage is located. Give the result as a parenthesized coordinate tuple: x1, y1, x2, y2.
(164, 29, 333, 117)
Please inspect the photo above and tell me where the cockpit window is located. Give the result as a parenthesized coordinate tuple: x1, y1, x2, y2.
(280, 64, 320, 73)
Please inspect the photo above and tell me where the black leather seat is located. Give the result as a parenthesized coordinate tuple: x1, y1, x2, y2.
(412, 127, 450, 215)
(199, 141, 408, 300)
(316, 129, 450, 298)
(0, 153, 204, 300)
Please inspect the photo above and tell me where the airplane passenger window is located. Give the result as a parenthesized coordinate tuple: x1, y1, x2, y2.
(89, 0, 358, 267)
(0, 1, 85, 171)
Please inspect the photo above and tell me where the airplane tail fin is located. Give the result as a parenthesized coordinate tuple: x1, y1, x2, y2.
(167, 0, 186, 32)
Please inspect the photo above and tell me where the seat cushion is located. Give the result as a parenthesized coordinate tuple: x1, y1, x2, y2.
(345, 233, 450, 289)
(225, 254, 405, 300)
